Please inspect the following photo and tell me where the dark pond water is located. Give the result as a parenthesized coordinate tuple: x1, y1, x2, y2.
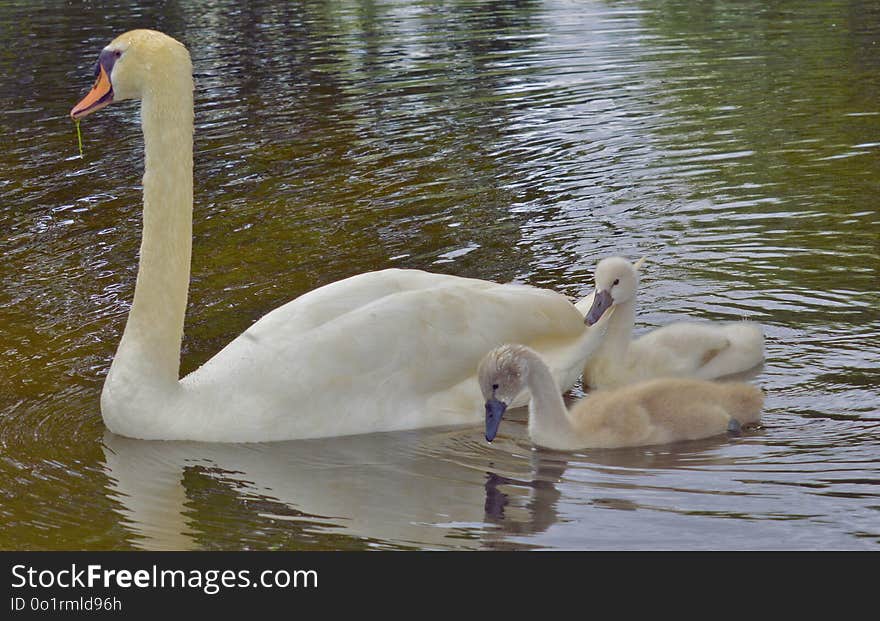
(1, 0, 878, 550)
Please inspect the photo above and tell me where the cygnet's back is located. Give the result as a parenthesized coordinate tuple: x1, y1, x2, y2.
(567, 378, 764, 449)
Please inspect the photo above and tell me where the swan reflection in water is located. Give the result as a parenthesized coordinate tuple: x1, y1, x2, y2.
(102, 427, 501, 550)
(101, 418, 585, 550)
(101, 405, 755, 550)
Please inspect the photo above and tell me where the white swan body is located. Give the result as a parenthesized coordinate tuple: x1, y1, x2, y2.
(479, 344, 764, 450)
(107, 268, 608, 442)
(71, 30, 608, 442)
(579, 257, 765, 389)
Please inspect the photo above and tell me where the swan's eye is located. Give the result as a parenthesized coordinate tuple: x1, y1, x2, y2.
(113, 50, 122, 58)
(613, 278, 620, 286)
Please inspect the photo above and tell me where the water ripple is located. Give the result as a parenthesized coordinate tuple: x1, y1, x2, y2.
(0, 0, 877, 550)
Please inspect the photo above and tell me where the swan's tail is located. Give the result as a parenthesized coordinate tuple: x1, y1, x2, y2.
(574, 290, 595, 316)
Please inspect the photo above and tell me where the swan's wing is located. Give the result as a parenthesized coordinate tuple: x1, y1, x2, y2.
(574, 289, 596, 316)
(239, 268, 495, 339)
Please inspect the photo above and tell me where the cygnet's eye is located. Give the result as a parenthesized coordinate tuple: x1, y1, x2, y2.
(613, 278, 620, 286)
(492, 384, 499, 391)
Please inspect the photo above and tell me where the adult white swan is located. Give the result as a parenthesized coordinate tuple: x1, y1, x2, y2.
(579, 256, 765, 389)
(70, 29, 609, 442)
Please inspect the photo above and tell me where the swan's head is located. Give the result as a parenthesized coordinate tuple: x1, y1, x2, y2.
(478, 344, 532, 442)
(70, 29, 191, 120)
(584, 256, 646, 325)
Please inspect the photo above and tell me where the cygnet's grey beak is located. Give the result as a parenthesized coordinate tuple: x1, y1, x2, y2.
(584, 289, 613, 326)
(484, 398, 508, 442)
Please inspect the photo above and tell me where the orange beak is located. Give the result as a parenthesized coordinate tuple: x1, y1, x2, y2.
(70, 64, 113, 120)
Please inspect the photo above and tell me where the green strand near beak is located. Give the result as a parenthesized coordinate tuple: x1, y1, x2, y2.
(75, 119, 84, 158)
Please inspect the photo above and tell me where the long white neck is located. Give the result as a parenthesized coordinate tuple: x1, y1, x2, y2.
(522, 349, 575, 443)
(105, 76, 194, 397)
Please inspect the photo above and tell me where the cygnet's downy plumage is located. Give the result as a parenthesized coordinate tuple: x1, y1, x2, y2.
(577, 257, 765, 390)
(478, 344, 763, 451)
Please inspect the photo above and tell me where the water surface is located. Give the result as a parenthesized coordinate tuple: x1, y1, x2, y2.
(0, 0, 878, 550)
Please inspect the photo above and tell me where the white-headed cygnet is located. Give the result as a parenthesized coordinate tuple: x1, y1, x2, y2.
(578, 257, 765, 390)
(478, 344, 763, 450)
